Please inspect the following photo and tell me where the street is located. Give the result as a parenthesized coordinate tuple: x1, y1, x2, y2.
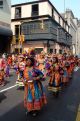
(0, 69, 80, 121)
(0, 0, 80, 121)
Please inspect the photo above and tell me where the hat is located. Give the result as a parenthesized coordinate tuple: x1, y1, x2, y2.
(28, 48, 36, 57)
(19, 54, 24, 58)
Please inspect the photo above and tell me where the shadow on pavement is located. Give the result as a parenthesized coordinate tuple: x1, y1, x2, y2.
(0, 84, 79, 121)
(0, 91, 7, 103)
(5, 80, 10, 85)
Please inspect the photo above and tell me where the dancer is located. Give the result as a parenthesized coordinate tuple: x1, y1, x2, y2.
(24, 57, 47, 116)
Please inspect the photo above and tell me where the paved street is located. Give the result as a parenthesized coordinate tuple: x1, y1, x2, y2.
(0, 69, 80, 121)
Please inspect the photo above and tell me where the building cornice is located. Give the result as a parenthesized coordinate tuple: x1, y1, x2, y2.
(11, 0, 48, 7)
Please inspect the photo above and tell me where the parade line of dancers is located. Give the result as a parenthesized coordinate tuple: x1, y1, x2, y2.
(0, 48, 80, 116)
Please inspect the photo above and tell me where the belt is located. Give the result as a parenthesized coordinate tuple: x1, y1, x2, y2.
(28, 80, 33, 83)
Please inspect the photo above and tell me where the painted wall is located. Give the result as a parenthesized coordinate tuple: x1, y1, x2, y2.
(22, 4, 31, 18)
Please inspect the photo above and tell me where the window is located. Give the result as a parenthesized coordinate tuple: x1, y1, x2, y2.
(50, 49, 53, 54)
(64, 22, 66, 29)
(52, 8, 53, 16)
(15, 7, 21, 19)
(54, 49, 56, 54)
(59, 16, 60, 24)
(0, 1, 3, 9)
(15, 25, 21, 43)
(59, 49, 62, 54)
(52, 9, 55, 18)
(15, 25, 21, 35)
(63, 21, 64, 28)
(31, 4, 39, 17)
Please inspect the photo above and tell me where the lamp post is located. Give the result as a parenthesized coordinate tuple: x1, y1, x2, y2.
(18, 21, 25, 53)
(21, 33, 25, 53)
(18, 24, 21, 53)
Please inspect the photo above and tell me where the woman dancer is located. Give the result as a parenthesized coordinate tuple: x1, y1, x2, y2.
(24, 57, 47, 116)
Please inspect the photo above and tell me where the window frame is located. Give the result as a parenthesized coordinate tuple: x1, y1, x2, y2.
(15, 7, 21, 19)
(31, 4, 39, 17)
(0, 0, 3, 9)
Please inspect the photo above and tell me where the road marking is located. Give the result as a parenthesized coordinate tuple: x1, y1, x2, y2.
(76, 104, 80, 121)
(0, 84, 17, 93)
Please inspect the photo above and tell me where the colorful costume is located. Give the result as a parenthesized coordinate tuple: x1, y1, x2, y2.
(48, 63, 62, 95)
(16, 60, 26, 87)
(5, 64, 10, 77)
(24, 67, 47, 112)
(0, 69, 5, 86)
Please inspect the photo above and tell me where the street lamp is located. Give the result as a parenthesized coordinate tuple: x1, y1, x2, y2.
(18, 22, 25, 53)
(18, 24, 21, 53)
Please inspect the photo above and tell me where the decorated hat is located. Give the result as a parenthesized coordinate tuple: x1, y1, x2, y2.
(19, 54, 24, 58)
(28, 48, 36, 57)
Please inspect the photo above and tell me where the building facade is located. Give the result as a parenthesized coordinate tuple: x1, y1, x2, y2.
(62, 9, 78, 55)
(11, 0, 72, 54)
(77, 20, 80, 55)
(0, 0, 12, 53)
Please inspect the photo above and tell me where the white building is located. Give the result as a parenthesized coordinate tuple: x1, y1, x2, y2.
(11, 0, 71, 54)
(0, 0, 12, 53)
(62, 9, 78, 55)
(77, 20, 80, 55)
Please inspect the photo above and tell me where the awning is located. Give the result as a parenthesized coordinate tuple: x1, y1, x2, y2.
(0, 26, 12, 36)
